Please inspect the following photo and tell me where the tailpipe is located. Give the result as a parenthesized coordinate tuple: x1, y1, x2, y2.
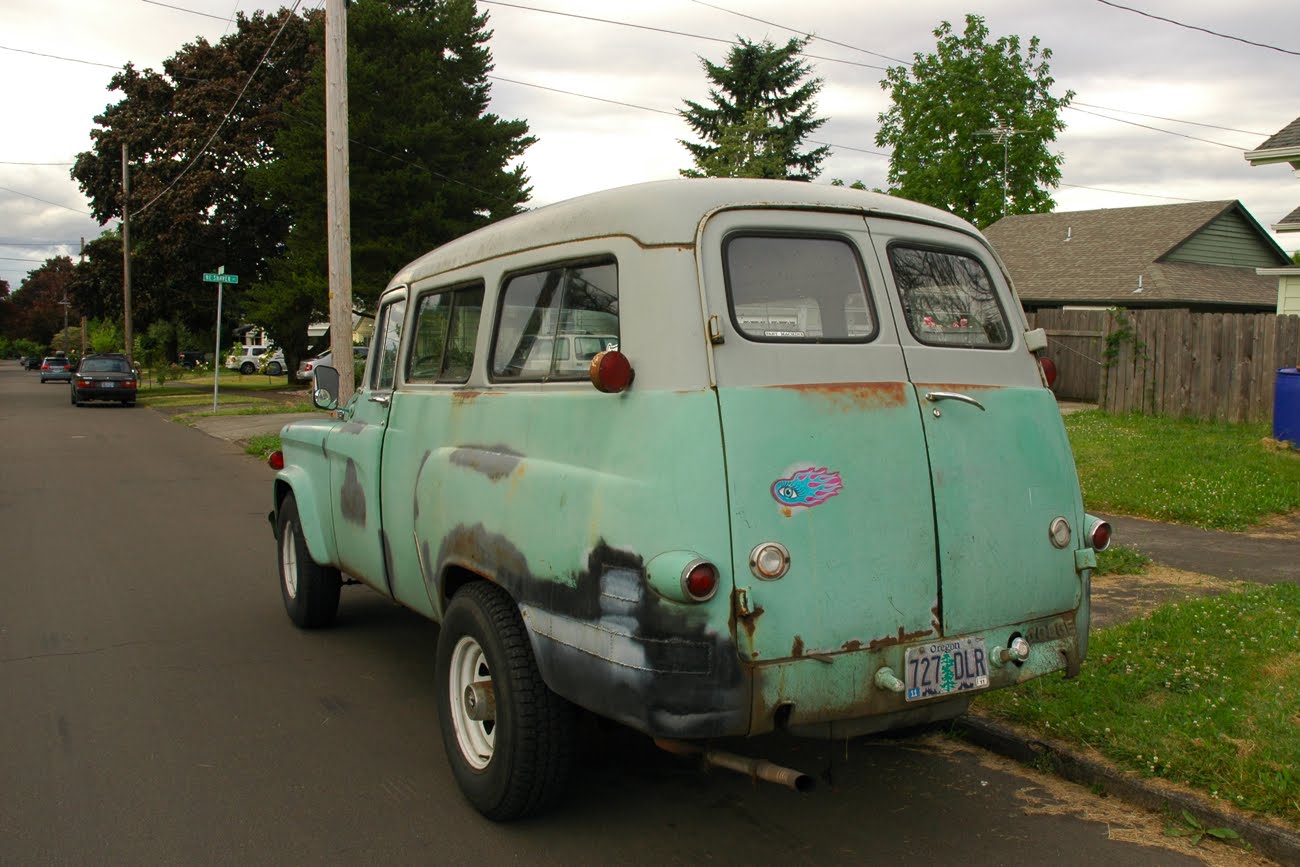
(655, 739, 815, 792)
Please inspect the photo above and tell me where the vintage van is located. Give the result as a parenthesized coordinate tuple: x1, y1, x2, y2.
(270, 178, 1110, 820)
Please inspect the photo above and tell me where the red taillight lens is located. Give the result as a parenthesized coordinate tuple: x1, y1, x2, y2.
(682, 561, 718, 601)
(589, 350, 634, 394)
(268, 450, 285, 471)
(1039, 356, 1058, 387)
(41, 365, 50, 370)
(78, 379, 91, 387)
(1090, 520, 1112, 552)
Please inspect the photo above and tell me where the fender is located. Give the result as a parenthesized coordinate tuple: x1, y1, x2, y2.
(273, 466, 339, 568)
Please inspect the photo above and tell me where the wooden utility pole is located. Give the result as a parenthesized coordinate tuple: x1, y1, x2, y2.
(325, 0, 355, 406)
(121, 143, 134, 366)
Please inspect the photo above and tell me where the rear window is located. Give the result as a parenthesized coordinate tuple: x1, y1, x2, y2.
(887, 245, 1011, 348)
(723, 234, 876, 342)
(81, 358, 128, 373)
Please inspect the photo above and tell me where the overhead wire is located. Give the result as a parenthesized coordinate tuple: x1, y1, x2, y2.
(1091, 0, 1300, 57)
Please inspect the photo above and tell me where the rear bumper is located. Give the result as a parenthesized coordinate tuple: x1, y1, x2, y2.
(75, 386, 137, 401)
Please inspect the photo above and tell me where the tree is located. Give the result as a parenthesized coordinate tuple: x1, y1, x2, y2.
(680, 36, 829, 181)
(70, 9, 321, 354)
(245, 0, 535, 368)
(4, 258, 77, 349)
(875, 14, 1073, 228)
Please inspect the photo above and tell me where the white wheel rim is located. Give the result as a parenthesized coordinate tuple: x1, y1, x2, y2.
(448, 635, 494, 770)
(280, 521, 299, 600)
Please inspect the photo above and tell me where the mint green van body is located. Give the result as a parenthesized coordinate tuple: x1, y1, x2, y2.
(272, 179, 1101, 817)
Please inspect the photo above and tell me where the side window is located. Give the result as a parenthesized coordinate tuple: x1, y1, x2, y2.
(407, 284, 484, 384)
(723, 234, 876, 342)
(372, 298, 407, 390)
(491, 260, 619, 380)
(888, 246, 1010, 348)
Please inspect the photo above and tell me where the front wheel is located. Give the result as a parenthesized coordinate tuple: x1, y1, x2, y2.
(265, 361, 283, 376)
(240, 361, 256, 375)
(436, 582, 575, 820)
(277, 494, 341, 628)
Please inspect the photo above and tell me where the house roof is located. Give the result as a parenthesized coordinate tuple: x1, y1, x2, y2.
(983, 200, 1289, 308)
(1245, 116, 1300, 165)
(1274, 205, 1300, 234)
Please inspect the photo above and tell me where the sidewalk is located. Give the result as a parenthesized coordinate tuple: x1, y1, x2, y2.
(188, 411, 322, 444)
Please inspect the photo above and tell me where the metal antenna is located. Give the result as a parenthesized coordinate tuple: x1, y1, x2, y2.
(975, 121, 1026, 216)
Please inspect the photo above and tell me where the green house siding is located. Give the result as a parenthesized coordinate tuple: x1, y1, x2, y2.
(1165, 211, 1285, 268)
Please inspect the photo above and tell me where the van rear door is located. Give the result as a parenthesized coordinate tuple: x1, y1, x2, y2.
(861, 218, 1083, 635)
(700, 209, 940, 663)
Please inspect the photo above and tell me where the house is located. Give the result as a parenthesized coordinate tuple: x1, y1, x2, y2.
(1244, 116, 1300, 315)
(983, 200, 1291, 313)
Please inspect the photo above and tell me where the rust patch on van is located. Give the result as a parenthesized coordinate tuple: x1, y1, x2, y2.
(780, 506, 793, 518)
(790, 635, 804, 657)
(841, 639, 862, 652)
(450, 445, 523, 481)
(340, 459, 366, 526)
(451, 390, 484, 403)
(915, 382, 1002, 393)
(868, 625, 934, 651)
(768, 381, 907, 410)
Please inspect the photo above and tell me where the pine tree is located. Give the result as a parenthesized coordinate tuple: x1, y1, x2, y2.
(679, 36, 829, 182)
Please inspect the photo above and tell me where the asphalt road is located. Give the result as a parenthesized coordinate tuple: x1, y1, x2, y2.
(0, 362, 1205, 866)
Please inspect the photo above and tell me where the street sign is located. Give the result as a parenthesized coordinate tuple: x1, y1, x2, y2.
(202, 273, 239, 284)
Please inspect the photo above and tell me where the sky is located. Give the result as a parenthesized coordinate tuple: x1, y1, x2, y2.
(2, 0, 1299, 289)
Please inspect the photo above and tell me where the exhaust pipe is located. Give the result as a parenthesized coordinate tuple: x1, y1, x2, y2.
(655, 739, 815, 792)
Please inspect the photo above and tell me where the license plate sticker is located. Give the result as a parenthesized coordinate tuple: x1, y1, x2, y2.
(904, 638, 990, 701)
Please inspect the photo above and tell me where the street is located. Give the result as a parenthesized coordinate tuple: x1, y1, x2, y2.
(0, 362, 1210, 865)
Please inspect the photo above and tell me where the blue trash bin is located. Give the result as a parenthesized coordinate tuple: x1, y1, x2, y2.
(1276, 367, 1300, 447)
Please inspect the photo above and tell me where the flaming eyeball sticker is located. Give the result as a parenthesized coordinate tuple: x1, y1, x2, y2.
(771, 467, 843, 508)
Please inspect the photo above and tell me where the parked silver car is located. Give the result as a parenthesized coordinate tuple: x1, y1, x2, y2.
(295, 346, 367, 382)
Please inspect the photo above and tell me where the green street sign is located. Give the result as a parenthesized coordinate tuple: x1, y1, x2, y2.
(202, 273, 239, 284)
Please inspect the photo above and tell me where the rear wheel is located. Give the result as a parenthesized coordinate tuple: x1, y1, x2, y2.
(265, 361, 283, 376)
(240, 361, 256, 375)
(436, 582, 575, 820)
(276, 495, 341, 628)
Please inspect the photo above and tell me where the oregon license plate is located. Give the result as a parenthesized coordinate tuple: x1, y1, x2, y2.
(904, 638, 990, 701)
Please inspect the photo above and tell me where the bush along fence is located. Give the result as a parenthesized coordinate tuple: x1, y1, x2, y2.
(1027, 309, 1300, 423)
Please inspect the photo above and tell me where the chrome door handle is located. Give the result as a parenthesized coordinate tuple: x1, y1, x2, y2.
(368, 394, 391, 406)
(924, 391, 985, 411)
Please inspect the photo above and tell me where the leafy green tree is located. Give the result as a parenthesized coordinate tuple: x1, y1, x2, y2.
(70, 9, 320, 340)
(4, 257, 76, 348)
(246, 0, 535, 368)
(875, 14, 1072, 228)
(680, 36, 829, 181)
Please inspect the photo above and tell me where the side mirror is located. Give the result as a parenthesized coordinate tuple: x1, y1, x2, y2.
(312, 365, 340, 410)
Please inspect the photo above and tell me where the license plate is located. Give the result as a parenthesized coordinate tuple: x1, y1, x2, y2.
(904, 637, 990, 701)
(101, 381, 115, 388)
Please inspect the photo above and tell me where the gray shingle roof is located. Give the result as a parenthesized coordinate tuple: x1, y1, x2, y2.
(983, 201, 1282, 308)
(1257, 116, 1300, 153)
(1276, 205, 1300, 231)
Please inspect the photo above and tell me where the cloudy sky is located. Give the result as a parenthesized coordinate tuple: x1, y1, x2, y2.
(2, 0, 1298, 289)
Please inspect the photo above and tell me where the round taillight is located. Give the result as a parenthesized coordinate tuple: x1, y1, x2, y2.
(1090, 520, 1112, 552)
(749, 542, 791, 580)
(268, 450, 285, 471)
(589, 350, 634, 394)
(1039, 356, 1058, 387)
(681, 560, 718, 602)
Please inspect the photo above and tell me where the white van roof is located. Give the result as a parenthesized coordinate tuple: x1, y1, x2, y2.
(387, 178, 980, 291)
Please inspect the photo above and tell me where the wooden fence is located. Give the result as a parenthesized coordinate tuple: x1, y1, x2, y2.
(1026, 309, 1300, 423)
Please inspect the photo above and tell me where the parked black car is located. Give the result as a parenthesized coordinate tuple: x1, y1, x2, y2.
(177, 351, 205, 368)
(24, 355, 45, 370)
(71, 354, 138, 407)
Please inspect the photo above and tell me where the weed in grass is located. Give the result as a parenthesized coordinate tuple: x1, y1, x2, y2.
(1164, 809, 1241, 848)
(245, 434, 281, 460)
(1094, 544, 1150, 576)
(976, 584, 1300, 824)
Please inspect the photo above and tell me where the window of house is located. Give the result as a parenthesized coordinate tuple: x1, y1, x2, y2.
(723, 234, 876, 342)
(491, 260, 619, 380)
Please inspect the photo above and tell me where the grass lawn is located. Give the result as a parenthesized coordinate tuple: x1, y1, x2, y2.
(1066, 410, 1300, 530)
(975, 583, 1300, 826)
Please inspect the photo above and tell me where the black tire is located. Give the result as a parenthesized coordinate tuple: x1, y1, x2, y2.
(122, 400, 135, 407)
(436, 582, 575, 820)
(240, 361, 256, 375)
(265, 361, 283, 376)
(71, 388, 79, 406)
(276, 495, 341, 628)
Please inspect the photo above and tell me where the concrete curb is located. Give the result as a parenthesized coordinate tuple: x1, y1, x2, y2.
(954, 714, 1300, 865)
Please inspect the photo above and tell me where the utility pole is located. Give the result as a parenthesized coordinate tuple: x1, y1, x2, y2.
(121, 143, 134, 366)
(326, 0, 355, 407)
(975, 122, 1026, 217)
(80, 238, 87, 356)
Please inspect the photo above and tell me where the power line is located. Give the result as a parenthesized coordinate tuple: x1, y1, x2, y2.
(1066, 105, 1246, 149)
(0, 44, 119, 69)
(0, 160, 76, 166)
(140, 0, 234, 23)
(0, 185, 92, 215)
(1071, 102, 1268, 137)
(689, 0, 910, 65)
(1091, 0, 1300, 57)
(478, 0, 887, 70)
(1059, 183, 1201, 203)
